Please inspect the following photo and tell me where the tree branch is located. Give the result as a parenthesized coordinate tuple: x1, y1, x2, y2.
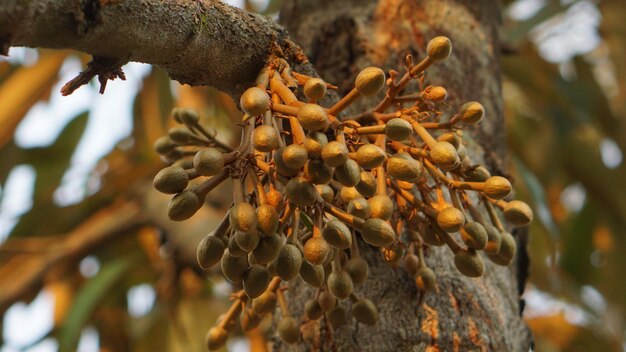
(0, 0, 297, 95)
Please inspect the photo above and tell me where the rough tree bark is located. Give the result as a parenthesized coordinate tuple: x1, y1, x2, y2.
(0, 0, 531, 351)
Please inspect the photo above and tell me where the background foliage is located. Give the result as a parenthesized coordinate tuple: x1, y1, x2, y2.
(0, 0, 624, 351)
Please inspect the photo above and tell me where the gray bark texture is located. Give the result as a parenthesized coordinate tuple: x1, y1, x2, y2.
(0, 0, 531, 351)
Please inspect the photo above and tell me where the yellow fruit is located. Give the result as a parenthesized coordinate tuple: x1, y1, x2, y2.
(355, 67, 385, 96)
(240, 87, 270, 116)
(297, 103, 328, 131)
(426, 36, 452, 61)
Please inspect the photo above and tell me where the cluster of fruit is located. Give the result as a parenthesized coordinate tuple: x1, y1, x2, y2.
(152, 36, 533, 350)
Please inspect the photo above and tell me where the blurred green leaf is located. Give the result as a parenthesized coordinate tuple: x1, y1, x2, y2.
(58, 255, 138, 352)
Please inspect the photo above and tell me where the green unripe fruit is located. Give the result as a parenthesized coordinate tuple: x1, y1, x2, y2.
(465, 165, 491, 182)
(220, 249, 249, 283)
(304, 78, 327, 101)
(436, 206, 465, 233)
(297, 103, 328, 131)
(316, 184, 335, 203)
(387, 152, 422, 182)
(235, 230, 259, 252)
(427, 36, 452, 61)
(154, 166, 189, 194)
(483, 176, 512, 199)
(304, 132, 328, 158)
(243, 264, 271, 298)
(168, 190, 202, 221)
(240, 309, 262, 331)
(278, 317, 301, 344)
(454, 249, 484, 277)
(368, 195, 394, 220)
(352, 298, 378, 325)
(253, 125, 279, 152)
(415, 267, 437, 291)
(285, 177, 318, 207)
(274, 148, 300, 177)
(422, 223, 445, 246)
(326, 306, 348, 327)
(168, 127, 196, 144)
(404, 254, 420, 275)
(335, 159, 361, 187)
(489, 232, 516, 266)
(154, 135, 176, 155)
(344, 257, 369, 284)
(460, 222, 488, 250)
(240, 87, 270, 116)
(193, 148, 224, 176)
(318, 290, 337, 312)
(197, 235, 226, 269)
(228, 234, 247, 257)
(173, 108, 199, 125)
(322, 220, 353, 249)
(252, 290, 277, 315)
(303, 237, 331, 265)
(430, 141, 459, 171)
(503, 200, 533, 226)
(385, 118, 412, 141)
(437, 132, 461, 149)
(459, 101, 485, 124)
(322, 141, 349, 167)
(422, 86, 448, 103)
(347, 197, 371, 219)
(361, 218, 395, 247)
(305, 299, 324, 321)
(382, 243, 404, 263)
(275, 244, 303, 281)
(206, 326, 228, 351)
(304, 159, 333, 184)
(355, 67, 385, 96)
(230, 203, 257, 234)
(282, 144, 308, 170)
(355, 144, 385, 170)
(299, 260, 325, 287)
(355, 171, 377, 198)
(484, 225, 502, 255)
(257, 204, 279, 236)
(252, 232, 283, 264)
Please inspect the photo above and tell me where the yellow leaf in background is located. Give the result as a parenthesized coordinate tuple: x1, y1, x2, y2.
(593, 224, 613, 253)
(526, 312, 580, 349)
(0, 51, 67, 148)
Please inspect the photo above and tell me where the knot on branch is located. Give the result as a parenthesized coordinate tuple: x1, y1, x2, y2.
(61, 56, 127, 96)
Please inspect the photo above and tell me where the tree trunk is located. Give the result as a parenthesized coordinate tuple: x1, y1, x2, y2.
(276, 1, 531, 351)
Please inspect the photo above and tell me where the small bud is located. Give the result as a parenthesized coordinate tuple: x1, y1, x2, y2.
(454, 249, 484, 277)
(297, 103, 329, 131)
(243, 264, 271, 298)
(415, 267, 437, 291)
(385, 118, 413, 141)
(153, 166, 189, 194)
(355, 144, 386, 170)
(282, 144, 308, 170)
(387, 152, 422, 182)
(328, 270, 353, 300)
(322, 141, 349, 167)
(278, 317, 301, 344)
(459, 101, 485, 124)
(303, 237, 331, 265)
(304, 78, 327, 101)
(240, 87, 270, 116)
(430, 141, 459, 171)
(426, 36, 452, 62)
(503, 200, 533, 226)
(322, 220, 353, 249)
(253, 125, 280, 152)
(197, 235, 226, 269)
(355, 67, 386, 96)
(460, 222, 488, 250)
(361, 218, 395, 247)
(168, 190, 202, 221)
(483, 176, 512, 200)
(436, 206, 465, 233)
(193, 148, 225, 176)
(344, 257, 369, 284)
(368, 195, 394, 220)
(285, 177, 318, 207)
(352, 298, 378, 325)
(355, 171, 377, 198)
(422, 86, 447, 102)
